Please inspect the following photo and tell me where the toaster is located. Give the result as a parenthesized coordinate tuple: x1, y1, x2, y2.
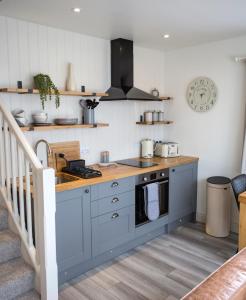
(155, 142, 180, 158)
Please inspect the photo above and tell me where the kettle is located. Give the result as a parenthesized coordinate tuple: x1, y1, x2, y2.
(141, 139, 155, 158)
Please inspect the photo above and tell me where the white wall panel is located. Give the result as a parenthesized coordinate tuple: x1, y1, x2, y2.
(0, 16, 166, 164)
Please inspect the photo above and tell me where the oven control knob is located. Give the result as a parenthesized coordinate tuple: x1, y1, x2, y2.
(143, 177, 148, 182)
(160, 172, 165, 177)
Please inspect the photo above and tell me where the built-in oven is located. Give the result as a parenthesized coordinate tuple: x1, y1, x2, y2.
(135, 169, 169, 226)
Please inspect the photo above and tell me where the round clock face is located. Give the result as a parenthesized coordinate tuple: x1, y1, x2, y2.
(186, 77, 217, 112)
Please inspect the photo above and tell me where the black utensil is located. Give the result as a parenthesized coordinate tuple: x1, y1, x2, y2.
(91, 98, 99, 109)
(92, 102, 99, 109)
(86, 99, 93, 108)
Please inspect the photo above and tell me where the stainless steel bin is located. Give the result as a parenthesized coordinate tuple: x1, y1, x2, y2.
(206, 176, 231, 237)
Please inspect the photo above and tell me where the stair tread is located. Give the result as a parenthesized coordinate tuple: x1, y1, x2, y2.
(0, 257, 33, 282)
(16, 290, 40, 300)
(0, 206, 8, 230)
(0, 229, 20, 243)
(0, 229, 21, 263)
(0, 258, 35, 299)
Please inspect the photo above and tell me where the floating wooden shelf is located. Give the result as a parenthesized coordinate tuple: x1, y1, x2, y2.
(0, 88, 108, 97)
(21, 123, 109, 132)
(136, 121, 173, 125)
(159, 96, 173, 101)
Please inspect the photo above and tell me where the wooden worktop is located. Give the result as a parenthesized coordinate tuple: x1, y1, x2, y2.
(239, 192, 246, 204)
(239, 192, 246, 250)
(55, 156, 199, 192)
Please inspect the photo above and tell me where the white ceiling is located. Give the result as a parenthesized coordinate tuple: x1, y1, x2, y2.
(1, 0, 246, 51)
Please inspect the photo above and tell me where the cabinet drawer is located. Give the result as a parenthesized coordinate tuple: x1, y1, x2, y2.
(92, 205, 135, 257)
(91, 177, 135, 201)
(91, 191, 135, 218)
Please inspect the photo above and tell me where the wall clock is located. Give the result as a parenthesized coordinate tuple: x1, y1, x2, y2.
(186, 77, 217, 112)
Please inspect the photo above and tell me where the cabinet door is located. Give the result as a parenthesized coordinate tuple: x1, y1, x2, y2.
(92, 206, 135, 257)
(56, 187, 91, 271)
(169, 163, 198, 222)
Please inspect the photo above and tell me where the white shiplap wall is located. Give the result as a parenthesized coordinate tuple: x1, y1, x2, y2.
(0, 16, 167, 164)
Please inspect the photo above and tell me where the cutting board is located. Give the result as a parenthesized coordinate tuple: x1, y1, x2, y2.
(48, 141, 80, 172)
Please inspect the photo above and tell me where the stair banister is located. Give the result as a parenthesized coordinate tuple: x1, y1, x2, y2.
(0, 99, 58, 300)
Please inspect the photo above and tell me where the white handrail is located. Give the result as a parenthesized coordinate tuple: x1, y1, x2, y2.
(0, 101, 42, 169)
(0, 99, 58, 300)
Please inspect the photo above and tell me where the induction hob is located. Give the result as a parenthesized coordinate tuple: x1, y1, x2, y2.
(116, 159, 158, 168)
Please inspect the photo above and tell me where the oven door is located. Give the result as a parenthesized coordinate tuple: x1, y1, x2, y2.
(135, 179, 169, 226)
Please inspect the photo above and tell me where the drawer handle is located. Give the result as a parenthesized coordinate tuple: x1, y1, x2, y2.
(112, 197, 119, 203)
(111, 213, 119, 219)
(111, 182, 119, 188)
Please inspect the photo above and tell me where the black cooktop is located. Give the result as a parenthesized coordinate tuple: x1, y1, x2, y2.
(62, 159, 102, 179)
(116, 159, 158, 168)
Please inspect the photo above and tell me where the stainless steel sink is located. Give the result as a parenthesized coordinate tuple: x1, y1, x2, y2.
(55, 174, 79, 185)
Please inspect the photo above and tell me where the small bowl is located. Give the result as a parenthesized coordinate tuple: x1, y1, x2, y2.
(32, 112, 47, 117)
(32, 114, 48, 123)
(15, 117, 27, 126)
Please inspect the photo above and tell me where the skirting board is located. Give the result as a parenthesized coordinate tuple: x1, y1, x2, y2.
(196, 212, 239, 234)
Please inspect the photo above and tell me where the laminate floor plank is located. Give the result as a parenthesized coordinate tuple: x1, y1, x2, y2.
(106, 262, 169, 299)
(167, 269, 201, 289)
(157, 235, 226, 265)
(72, 277, 119, 300)
(108, 282, 149, 300)
(177, 226, 238, 250)
(59, 223, 237, 300)
(115, 254, 190, 298)
(136, 243, 210, 279)
(59, 284, 89, 300)
(151, 242, 221, 273)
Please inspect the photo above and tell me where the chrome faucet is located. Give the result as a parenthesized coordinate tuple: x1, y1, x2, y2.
(34, 139, 52, 166)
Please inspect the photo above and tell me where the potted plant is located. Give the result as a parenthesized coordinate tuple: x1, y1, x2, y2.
(34, 74, 60, 110)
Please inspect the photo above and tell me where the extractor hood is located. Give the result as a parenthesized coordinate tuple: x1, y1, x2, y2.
(100, 38, 159, 101)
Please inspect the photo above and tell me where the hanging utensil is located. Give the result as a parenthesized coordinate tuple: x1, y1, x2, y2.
(92, 102, 99, 109)
(79, 99, 87, 108)
(86, 99, 93, 108)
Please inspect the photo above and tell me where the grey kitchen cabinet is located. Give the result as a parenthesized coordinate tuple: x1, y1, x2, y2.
(92, 205, 135, 257)
(169, 162, 198, 224)
(91, 190, 135, 217)
(91, 177, 135, 201)
(56, 187, 91, 272)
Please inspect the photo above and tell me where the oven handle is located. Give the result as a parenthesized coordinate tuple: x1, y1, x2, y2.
(141, 179, 169, 189)
(157, 180, 169, 186)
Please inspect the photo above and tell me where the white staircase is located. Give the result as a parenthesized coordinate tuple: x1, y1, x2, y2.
(0, 205, 39, 299)
(0, 100, 58, 300)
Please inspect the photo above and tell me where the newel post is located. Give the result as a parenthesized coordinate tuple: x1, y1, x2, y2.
(35, 168, 58, 300)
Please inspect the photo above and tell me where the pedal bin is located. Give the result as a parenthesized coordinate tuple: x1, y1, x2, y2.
(206, 176, 231, 237)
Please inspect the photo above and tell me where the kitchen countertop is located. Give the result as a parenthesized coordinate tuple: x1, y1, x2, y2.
(239, 192, 246, 204)
(56, 156, 199, 192)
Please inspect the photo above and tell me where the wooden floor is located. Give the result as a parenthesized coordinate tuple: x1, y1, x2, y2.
(59, 223, 238, 300)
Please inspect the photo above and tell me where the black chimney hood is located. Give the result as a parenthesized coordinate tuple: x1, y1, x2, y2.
(100, 39, 159, 101)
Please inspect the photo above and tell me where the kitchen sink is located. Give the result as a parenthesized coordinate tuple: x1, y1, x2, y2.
(55, 174, 79, 185)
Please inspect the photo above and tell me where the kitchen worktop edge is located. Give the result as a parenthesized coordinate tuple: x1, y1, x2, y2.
(55, 156, 199, 192)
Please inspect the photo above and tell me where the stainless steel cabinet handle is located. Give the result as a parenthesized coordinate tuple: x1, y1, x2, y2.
(111, 182, 119, 188)
(111, 197, 119, 203)
(111, 213, 119, 219)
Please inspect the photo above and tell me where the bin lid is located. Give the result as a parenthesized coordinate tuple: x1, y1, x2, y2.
(207, 176, 231, 185)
